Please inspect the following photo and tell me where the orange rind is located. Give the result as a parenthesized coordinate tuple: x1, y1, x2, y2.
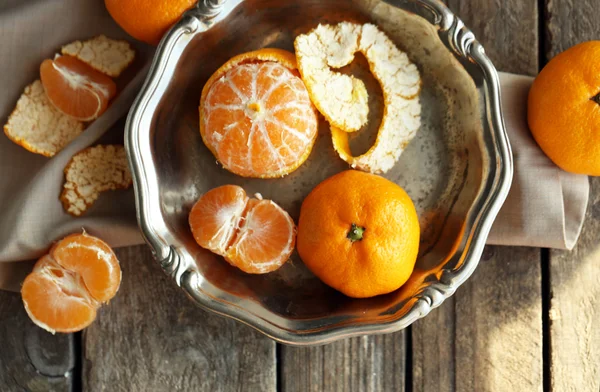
(61, 145, 132, 216)
(3, 80, 84, 157)
(295, 22, 422, 173)
(61, 35, 135, 78)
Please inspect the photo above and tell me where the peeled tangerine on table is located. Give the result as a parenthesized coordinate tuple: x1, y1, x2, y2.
(21, 232, 122, 334)
(189, 185, 296, 274)
(40, 55, 117, 121)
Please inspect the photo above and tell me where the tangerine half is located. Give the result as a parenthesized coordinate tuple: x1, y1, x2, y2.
(21, 232, 122, 333)
(199, 49, 319, 178)
(189, 185, 296, 274)
(40, 55, 117, 121)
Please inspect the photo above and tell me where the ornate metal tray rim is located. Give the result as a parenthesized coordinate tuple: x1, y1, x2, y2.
(125, 0, 513, 345)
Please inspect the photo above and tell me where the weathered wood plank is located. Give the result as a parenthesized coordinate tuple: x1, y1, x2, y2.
(545, 5, 600, 390)
(413, 1, 543, 391)
(82, 245, 276, 392)
(412, 298, 455, 392)
(281, 332, 406, 392)
(454, 247, 543, 391)
(446, 0, 539, 75)
(0, 290, 74, 392)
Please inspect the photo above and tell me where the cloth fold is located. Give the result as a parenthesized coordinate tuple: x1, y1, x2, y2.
(486, 73, 589, 250)
(0, 0, 590, 293)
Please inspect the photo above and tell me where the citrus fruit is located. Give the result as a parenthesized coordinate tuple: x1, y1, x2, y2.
(105, 0, 196, 45)
(528, 41, 600, 176)
(295, 23, 421, 174)
(40, 55, 117, 121)
(21, 232, 121, 333)
(50, 233, 122, 302)
(21, 255, 98, 334)
(199, 48, 319, 178)
(297, 170, 420, 298)
(189, 185, 296, 274)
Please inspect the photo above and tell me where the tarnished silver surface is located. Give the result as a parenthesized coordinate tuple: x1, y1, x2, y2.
(125, 0, 513, 345)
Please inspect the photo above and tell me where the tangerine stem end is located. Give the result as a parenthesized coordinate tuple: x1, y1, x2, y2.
(347, 223, 366, 242)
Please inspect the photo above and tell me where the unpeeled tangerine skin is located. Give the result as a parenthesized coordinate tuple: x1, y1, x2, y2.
(295, 22, 422, 174)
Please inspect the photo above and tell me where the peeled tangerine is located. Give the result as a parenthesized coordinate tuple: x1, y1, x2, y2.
(200, 49, 318, 178)
(21, 232, 121, 334)
(294, 22, 422, 174)
(40, 55, 117, 121)
(189, 185, 296, 274)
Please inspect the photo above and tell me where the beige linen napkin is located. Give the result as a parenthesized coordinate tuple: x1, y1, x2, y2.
(0, 1, 590, 292)
(0, 0, 152, 291)
(486, 73, 589, 250)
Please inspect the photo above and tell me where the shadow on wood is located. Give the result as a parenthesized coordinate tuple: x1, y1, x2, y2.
(82, 245, 276, 392)
(0, 290, 74, 392)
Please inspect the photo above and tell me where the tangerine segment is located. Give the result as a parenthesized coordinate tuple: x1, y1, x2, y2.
(189, 185, 296, 274)
(40, 55, 117, 121)
(50, 233, 121, 303)
(22, 255, 98, 334)
(189, 185, 249, 256)
(200, 48, 318, 178)
(225, 199, 296, 274)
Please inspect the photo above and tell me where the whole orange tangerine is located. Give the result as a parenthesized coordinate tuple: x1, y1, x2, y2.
(105, 0, 196, 45)
(199, 48, 319, 178)
(528, 41, 600, 176)
(297, 170, 420, 298)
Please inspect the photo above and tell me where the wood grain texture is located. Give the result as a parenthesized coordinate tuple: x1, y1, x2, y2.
(281, 332, 406, 392)
(547, 182, 600, 391)
(544, 6, 600, 391)
(0, 290, 74, 392)
(412, 298, 455, 392)
(446, 0, 539, 75)
(82, 245, 276, 392)
(454, 247, 543, 391)
(413, 1, 543, 391)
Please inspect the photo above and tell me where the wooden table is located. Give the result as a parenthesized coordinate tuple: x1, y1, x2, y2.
(1, 1, 599, 391)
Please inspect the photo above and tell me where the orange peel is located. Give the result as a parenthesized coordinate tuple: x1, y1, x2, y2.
(3, 80, 84, 157)
(295, 22, 422, 173)
(61, 145, 132, 216)
(61, 35, 135, 78)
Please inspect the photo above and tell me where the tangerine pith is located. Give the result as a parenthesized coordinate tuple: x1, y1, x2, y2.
(199, 49, 318, 178)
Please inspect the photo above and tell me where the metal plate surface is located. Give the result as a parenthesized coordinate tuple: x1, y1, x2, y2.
(125, 0, 513, 345)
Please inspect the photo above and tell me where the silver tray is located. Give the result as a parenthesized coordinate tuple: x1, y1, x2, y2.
(125, 0, 513, 345)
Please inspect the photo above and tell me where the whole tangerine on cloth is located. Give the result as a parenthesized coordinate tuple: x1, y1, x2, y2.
(199, 48, 318, 178)
(21, 232, 122, 334)
(297, 170, 420, 298)
(105, 0, 196, 45)
(528, 40, 600, 176)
